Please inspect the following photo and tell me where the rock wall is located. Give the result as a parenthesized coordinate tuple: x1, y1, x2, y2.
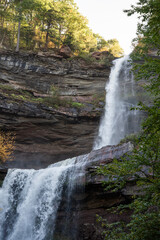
(0, 50, 111, 169)
(0, 51, 110, 96)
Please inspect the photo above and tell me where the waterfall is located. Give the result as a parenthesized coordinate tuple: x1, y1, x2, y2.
(0, 55, 142, 240)
(94, 55, 140, 150)
(0, 155, 88, 240)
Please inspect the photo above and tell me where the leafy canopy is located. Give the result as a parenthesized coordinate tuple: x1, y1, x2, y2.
(0, 0, 123, 56)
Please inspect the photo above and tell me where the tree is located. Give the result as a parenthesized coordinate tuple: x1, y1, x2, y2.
(97, 0, 160, 239)
(14, 0, 41, 52)
(93, 34, 106, 50)
(93, 34, 124, 56)
(0, 0, 124, 55)
(0, 0, 13, 47)
(36, 0, 58, 49)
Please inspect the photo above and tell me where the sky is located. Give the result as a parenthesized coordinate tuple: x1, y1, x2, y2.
(74, 0, 139, 54)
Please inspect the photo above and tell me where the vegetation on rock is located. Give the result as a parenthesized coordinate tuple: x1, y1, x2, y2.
(97, 0, 160, 239)
(0, 131, 14, 163)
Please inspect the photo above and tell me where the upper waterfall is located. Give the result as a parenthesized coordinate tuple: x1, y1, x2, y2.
(94, 55, 140, 150)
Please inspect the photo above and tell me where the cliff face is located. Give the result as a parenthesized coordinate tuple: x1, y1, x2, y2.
(0, 51, 110, 96)
(0, 50, 111, 169)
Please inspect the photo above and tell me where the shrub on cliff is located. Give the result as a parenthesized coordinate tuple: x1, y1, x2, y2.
(0, 131, 14, 163)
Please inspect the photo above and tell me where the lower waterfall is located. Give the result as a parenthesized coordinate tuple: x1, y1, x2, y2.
(0, 155, 88, 240)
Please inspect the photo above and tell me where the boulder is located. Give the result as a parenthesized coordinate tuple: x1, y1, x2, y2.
(59, 45, 72, 58)
(91, 51, 113, 60)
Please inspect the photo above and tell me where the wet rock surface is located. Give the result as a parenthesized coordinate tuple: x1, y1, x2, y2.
(54, 143, 134, 240)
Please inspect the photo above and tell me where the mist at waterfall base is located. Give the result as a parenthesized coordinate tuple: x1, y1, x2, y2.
(94, 55, 141, 150)
(0, 56, 142, 240)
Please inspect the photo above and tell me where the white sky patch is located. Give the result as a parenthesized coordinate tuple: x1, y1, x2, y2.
(74, 0, 139, 54)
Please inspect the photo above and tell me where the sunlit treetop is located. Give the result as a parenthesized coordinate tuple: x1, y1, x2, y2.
(0, 0, 124, 56)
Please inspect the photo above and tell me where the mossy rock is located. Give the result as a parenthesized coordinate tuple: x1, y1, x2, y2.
(0, 180, 3, 188)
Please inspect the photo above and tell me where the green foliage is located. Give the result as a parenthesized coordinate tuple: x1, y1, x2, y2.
(105, 39, 124, 57)
(71, 102, 84, 108)
(97, 215, 128, 240)
(97, 0, 160, 239)
(75, 52, 113, 67)
(94, 33, 108, 50)
(93, 34, 124, 57)
(119, 133, 139, 146)
(0, 0, 123, 56)
(0, 84, 14, 91)
(76, 52, 96, 63)
(50, 85, 60, 97)
(0, 83, 86, 111)
(0, 180, 3, 187)
(92, 93, 105, 107)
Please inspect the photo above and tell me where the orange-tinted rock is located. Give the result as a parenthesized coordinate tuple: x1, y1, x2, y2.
(91, 51, 113, 60)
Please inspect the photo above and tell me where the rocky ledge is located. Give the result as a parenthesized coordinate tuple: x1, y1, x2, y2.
(0, 50, 111, 96)
(54, 142, 135, 240)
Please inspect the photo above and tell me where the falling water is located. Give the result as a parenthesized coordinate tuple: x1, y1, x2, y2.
(94, 55, 140, 150)
(0, 155, 88, 240)
(0, 55, 142, 240)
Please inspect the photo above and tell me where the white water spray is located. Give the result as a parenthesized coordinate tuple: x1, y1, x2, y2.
(94, 55, 140, 149)
(0, 155, 88, 240)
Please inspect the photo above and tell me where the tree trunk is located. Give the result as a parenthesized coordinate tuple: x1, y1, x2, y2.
(0, 31, 6, 47)
(1, 17, 4, 29)
(45, 31, 49, 50)
(58, 25, 62, 49)
(16, 20, 21, 52)
(45, 23, 50, 50)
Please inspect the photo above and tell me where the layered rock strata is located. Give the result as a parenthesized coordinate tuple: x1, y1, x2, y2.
(0, 50, 111, 168)
(0, 51, 110, 96)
